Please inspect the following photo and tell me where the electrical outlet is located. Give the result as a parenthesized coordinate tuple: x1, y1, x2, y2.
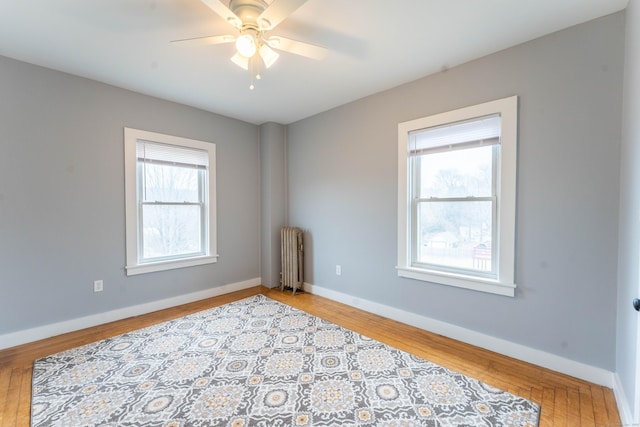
(335, 265, 342, 276)
(94, 280, 103, 292)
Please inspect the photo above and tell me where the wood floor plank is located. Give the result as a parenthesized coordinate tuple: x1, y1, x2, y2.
(539, 387, 555, 427)
(3, 367, 24, 427)
(602, 386, 622, 426)
(579, 385, 596, 427)
(0, 367, 12, 427)
(553, 386, 569, 426)
(567, 387, 582, 425)
(517, 387, 532, 400)
(590, 384, 610, 426)
(16, 367, 31, 426)
(0, 285, 622, 426)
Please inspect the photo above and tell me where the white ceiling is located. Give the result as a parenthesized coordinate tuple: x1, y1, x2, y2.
(0, 0, 628, 125)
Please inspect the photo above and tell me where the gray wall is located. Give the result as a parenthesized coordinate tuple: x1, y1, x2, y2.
(287, 13, 624, 370)
(617, 0, 640, 418)
(0, 55, 260, 335)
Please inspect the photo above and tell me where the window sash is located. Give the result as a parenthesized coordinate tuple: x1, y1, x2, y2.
(140, 203, 206, 262)
(136, 157, 208, 264)
(138, 163, 205, 204)
(410, 197, 497, 278)
(411, 145, 497, 199)
(408, 141, 498, 278)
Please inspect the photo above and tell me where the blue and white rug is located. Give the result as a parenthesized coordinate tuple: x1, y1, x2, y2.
(32, 294, 539, 426)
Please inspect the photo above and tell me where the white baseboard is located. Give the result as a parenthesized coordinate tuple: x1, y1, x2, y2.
(613, 373, 638, 426)
(303, 282, 615, 388)
(0, 277, 261, 350)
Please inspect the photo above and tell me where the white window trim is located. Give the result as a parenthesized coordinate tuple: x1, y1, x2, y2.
(397, 96, 518, 297)
(124, 128, 218, 276)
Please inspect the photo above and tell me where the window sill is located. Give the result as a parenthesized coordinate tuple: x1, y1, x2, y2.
(396, 266, 515, 297)
(126, 255, 219, 276)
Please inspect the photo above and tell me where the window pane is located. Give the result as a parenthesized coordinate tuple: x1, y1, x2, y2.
(140, 163, 201, 203)
(142, 204, 203, 259)
(416, 200, 493, 272)
(419, 145, 493, 198)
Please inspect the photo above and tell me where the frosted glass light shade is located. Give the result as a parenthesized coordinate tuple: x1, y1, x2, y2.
(235, 34, 256, 58)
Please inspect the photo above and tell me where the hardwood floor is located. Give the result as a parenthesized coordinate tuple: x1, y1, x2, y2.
(0, 286, 621, 426)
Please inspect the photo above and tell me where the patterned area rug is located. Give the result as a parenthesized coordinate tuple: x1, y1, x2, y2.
(32, 294, 539, 426)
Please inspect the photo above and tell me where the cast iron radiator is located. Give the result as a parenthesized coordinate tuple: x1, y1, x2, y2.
(280, 227, 304, 295)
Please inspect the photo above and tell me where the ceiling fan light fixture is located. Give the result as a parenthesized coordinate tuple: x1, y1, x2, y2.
(227, 16, 241, 27)
(259, 44, 279, 68)
(249, 55, 262, 80)
(230, 52, 249, 70)
(178, 0, 329, 90)
(257, 17, 272, 30)
(235, 33, 257, 58)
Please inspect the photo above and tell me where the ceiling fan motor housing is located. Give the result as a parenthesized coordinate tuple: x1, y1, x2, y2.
(229, 0, 269, 28)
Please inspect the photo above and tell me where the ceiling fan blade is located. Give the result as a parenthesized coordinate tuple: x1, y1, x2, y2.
(171, 34, 236, 46)
(200, 0, 242, 29)
(257, 0, 308, 31)
(266, 35, 327, 60)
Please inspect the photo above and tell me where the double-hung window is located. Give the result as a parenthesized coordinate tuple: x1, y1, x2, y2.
(124, 128, 217, 275)
(397, 96, 518, 296)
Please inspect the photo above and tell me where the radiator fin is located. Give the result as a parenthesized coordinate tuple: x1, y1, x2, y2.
(280, 227, 304, 295)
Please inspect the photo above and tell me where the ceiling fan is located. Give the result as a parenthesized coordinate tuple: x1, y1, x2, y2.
(173, 0, 327, 89)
